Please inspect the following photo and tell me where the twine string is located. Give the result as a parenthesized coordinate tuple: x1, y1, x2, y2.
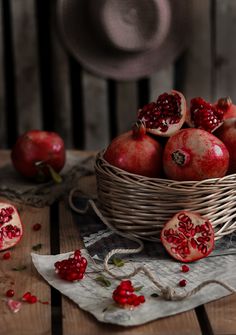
(69, 187, 236, 301)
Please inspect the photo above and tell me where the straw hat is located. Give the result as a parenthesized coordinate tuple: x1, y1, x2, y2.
(57, 0, 189, 80)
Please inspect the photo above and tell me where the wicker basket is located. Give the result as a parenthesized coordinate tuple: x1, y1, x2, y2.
(94, 151, 236, 241)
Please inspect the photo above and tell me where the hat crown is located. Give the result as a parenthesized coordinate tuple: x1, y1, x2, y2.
(92, 0, 171, 52)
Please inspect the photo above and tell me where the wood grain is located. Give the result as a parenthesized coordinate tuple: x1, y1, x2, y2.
(215, 0, 236, 102)
(0, 1, 7, 148)
(11, 0, 42, 134)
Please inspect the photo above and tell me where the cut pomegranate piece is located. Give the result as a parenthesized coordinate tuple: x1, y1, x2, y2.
(54, 249, 87, 282)
(137, 90, 187, 137)
(187, 97, 225, 133)
(163, 128, 229, 181)
(112, 280, 145, 308)
(216, 96, 236, 120)
(161, 211, 215, 263)
(0, 203, 23, 251)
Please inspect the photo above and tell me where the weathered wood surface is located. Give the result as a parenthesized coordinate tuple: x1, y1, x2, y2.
(2, 0, 235, 150)
(0, 150, 236, 334)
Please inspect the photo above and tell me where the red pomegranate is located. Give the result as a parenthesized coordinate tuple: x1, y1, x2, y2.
(163, 128, 229, 181)
(104, 121, 163, 178)
(215, 118, 236, 174)
(0, 202, 23, 251)
(187, 97, 225, 133)
(161, 211, 215, 262)
(137, 90, 187, 137)
(11, 130, 65, 182)
(216, 96, 236, 120)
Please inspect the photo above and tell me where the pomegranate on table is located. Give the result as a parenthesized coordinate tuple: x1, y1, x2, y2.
(137, 90, 187, 137)
(11, 130, 65, 182)
(187, 97, 226, 133)
(215, 118, 236, 174)
(163, 128, 229, 181)
(104, 121, 163, 178)
(161, 211, 215, 262)
(0, 202, 23, 251)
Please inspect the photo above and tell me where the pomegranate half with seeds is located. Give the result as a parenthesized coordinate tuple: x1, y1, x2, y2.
(161, 211, 215, 262)
(217, 96, 236, 120)
(163, 128, 229, 181)
(0, 202, 23, 251)
(187, 97, 226, 133)
(137, 90, 187, 137)
(104, 121, 163, 178)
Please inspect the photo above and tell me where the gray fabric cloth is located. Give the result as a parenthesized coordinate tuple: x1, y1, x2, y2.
(0, 152, 95, 207)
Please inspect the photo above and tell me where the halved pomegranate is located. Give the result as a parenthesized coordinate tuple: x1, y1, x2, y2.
(163, 128, 229, 181)
(187, 97, 225, 133)
(137, 90, 187, 137)
(0, 203, 23, 251)
(161, 211, 215, 262)
(217, 96, 236, 120)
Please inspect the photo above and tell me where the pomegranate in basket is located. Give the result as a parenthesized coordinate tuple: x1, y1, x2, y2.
(104, 121, 163, 178)
(163, 128, 229, 181)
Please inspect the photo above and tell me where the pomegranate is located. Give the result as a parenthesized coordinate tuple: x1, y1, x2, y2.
(54, 249, 87, 282)
(161, 211, 215, 262)
(0, 202, 23, 251)
(11, 130, 65, 182)
(215, 118, 236, 174)
(112, 280, 145, 308)
(217, 96, 236, 120)
(137, 90, 187, 137)
(163, 128, 229, 181)
(103, 121, 163, 177)
(187, 97, 225, 133)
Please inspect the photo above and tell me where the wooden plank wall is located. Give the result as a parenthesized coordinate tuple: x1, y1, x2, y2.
(0, 0, 236, 151)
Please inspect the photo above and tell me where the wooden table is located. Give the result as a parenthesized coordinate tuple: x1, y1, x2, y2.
(0, 150, 236, 335)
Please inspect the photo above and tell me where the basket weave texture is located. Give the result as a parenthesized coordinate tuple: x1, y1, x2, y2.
(95, 151, 236, 241)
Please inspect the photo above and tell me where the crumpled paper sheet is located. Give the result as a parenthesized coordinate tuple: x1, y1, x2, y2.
(32, 249, 236, 326)
(0, 152, 95, 207)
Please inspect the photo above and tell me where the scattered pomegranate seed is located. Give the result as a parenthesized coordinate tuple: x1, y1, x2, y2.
(3, 252, 11, 260)
(181, 265, 190, 273)
(29, 295, 37, 304)
(112, 280, 145, 308)
(32, 223, 41, 231)
(7, 299, 22, 313)
(6, 289, 15, 297)
(22, 291, 32, 302)
(179, 279, 187, 287)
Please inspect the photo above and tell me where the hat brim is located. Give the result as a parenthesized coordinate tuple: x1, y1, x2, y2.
(57, 0, 189, 80)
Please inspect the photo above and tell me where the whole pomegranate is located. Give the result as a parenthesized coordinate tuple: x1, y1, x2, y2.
(161, 211, 215, 262)
(137, 90, 187, 137)
(163, 128, 229, 181)
(103, 121, 163, 178)
(215, 118, 236, 174)
(0, 202, 23, 251)
(11, 130, 65, 182)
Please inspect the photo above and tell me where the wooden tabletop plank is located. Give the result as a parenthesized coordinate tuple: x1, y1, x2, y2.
(0, 200, 51, 335)
(58, 172, 202, 335)
(204, 293, 236, 335)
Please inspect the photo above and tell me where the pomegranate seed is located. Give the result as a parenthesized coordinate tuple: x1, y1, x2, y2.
(22, 291, 32, 302)
(3, 252, 11, 260)
(29, 295, 37, 304)
(6, 289, 15, 297)
(181, 265, 190, 273)
(179, 279, 187, 287)
(32, 223, 41, 231)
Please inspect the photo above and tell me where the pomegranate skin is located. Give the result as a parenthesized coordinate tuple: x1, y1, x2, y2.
(11, 130, 65, 179)
(215, 118, 236, 174)
(163, 128, 229, 181)
(104, 124, 163, 178)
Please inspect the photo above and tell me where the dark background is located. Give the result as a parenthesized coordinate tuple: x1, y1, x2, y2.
(0, 0, 235, 150)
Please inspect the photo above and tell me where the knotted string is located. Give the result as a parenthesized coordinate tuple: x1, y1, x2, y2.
(69, 187, 236, 301)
